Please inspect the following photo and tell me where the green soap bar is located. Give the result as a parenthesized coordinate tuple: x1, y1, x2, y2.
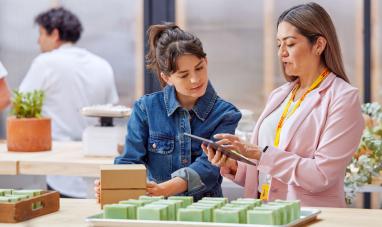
(13, 189, 43, 197)
(32, 202, 43, 210)
(275, 200, 301, 221)
(0, 196, 11, 202)
(197, 199, 224, 208)
(253, 205, 286, 225)
(0, 189, 13, 196)
(237, 198, 262, 206)
(192, 202, 219, 209)
(247, 209, 277, 225)
(156, 199, 182, 213)
(253, 206, 282, 225)
(269, 201, 294, 223)
(213, 209, 240, 224)
(7, 194, 29, 200)
(221, 206, 247, 224)
(226, 202, 252, 210)
(266, 203, 289, 224)
(137, 204, 168, 220)
(104, 204, 137, 219)
(187, 205, 213, 222)
(232, 199, 259, 208)
(201, 197, 228, 204)
(177, 208, 204, 222)
(167, 196, 193, 208)
(138, 195, 164, 202)
(4, 195, 23, 202)
(150, 202, 176, 221)
(119, 199, 148, 207)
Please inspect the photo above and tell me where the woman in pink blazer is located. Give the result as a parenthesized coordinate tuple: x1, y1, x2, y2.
(203, 2, 364, 207)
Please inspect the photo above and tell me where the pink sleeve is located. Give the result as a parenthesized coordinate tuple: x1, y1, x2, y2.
(257, 90, 364, 193)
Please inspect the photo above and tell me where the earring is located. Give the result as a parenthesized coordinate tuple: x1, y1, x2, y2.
(317, 51, 320, 55)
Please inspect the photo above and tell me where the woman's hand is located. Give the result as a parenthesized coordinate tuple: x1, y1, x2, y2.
(94, 179, 100, 203)
(214, 133, 262, 160)
(201, 143, 238, 175)
(146, 177, 187, 197)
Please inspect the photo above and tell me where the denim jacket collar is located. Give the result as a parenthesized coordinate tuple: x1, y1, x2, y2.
(164, 81, 217, 121)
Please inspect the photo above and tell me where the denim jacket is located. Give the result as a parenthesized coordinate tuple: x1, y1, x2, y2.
(115, 81, 241, 200)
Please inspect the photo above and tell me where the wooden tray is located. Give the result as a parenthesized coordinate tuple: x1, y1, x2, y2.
(0, 191, 60, 223)
(85, 208, 321, 227)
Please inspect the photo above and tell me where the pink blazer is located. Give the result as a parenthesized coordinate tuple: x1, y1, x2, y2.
(223, 73, 364, 207)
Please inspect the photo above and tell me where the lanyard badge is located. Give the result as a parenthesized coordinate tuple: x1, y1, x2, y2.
(260, 68, 330, 201)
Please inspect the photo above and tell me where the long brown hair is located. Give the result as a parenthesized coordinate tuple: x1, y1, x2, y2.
(146, 23, 206, 87)
(277, 2, 349, 83)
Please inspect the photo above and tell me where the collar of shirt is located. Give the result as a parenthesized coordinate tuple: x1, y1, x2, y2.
(59, 43, 74, 48)
(164, 80, 217, 121)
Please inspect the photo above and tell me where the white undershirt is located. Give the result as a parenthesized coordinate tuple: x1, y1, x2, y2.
(257, 92, 297, 192)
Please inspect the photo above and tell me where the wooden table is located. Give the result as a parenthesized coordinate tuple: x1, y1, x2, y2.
(1, 199, 381, 227)
(1, 199, 101, 227)
(0, 141, 114, 177)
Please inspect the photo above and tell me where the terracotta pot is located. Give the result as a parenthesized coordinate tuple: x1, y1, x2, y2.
(6, 117, 52, 152)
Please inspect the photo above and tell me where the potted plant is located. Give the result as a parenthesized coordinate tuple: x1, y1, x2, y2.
(345, 102, 382, 204)
(6, 90, 51, 152)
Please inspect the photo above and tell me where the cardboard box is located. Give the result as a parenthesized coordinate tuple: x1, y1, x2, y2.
(100, 164, 146, 189)
(100, 189, 146, 208)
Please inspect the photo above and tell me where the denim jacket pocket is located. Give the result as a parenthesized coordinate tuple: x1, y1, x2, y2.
(148, 133, 175, 154)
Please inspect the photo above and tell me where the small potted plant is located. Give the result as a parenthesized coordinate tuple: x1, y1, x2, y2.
(6, 90, 51, 152)
(345, 102, 382, 204)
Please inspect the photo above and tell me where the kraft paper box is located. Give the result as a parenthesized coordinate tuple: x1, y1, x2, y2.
(101, 189, 146, 208)
(100, 164, 146, 189)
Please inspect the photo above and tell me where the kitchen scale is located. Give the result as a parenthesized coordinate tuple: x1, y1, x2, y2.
(81, 104, 131, 157)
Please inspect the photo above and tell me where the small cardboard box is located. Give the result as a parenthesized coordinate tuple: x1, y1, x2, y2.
(0, 191, 60, 223)
(100, 189, 146, 208)
(100, 164, 146, 189)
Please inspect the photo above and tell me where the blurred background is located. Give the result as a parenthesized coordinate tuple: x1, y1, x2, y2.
(2, 0, 382, 136)
(0, 0, 381, 208)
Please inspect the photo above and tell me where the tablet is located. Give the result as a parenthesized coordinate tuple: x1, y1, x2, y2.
(184, 133, 256, 166)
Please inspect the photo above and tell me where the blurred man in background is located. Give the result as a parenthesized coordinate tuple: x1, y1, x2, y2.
(19, 7, 118, 198)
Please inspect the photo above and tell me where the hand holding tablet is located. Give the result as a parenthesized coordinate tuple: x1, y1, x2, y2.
(184, 133, 256, 166)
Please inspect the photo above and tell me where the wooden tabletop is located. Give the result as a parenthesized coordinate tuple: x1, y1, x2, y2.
(0, 141, 114, 177)
(1, 199, 101, 227)
(1, 199, 381, 227)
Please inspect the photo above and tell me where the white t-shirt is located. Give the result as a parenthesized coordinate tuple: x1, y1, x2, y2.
(19, 43, 119, 198)
(257, 92, 297, 192)
(0, 61, 8, 78)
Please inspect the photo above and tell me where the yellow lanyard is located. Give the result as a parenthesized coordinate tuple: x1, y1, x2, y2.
(274, 68, 330, 148)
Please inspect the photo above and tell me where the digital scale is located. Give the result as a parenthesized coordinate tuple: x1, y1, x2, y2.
(81, 105, 131, 157)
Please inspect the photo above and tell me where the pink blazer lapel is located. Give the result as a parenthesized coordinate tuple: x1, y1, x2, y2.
(278, 73, 337, 151)
(251, 81, 297, 144)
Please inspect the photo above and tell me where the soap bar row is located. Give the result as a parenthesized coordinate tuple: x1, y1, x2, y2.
(0, 189, 44, 209)
(103, 196, 301, 225)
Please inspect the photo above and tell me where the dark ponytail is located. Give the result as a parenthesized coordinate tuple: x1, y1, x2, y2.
(146, 23, 206, 87)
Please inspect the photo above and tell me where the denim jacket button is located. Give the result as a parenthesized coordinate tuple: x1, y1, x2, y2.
(182, 159, 188, 164)
(152, 143, 157, 149)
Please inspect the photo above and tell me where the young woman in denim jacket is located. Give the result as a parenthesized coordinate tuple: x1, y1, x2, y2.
(95, 23, 241, 200)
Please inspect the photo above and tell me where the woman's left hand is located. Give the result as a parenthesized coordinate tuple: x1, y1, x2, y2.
(214, 133, 262, 160)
